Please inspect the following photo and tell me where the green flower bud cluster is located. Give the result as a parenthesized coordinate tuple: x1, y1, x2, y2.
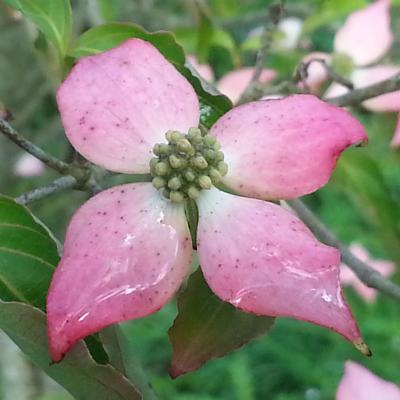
(150, 127, 228, 202)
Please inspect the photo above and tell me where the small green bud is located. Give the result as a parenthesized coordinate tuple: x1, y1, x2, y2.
(209, 168, 222, 183)
(149, 157, 159, 172)
(152, 177, 166, 189)
(203, 135, 216, 146)
(169, 154, 182, 169)
(188, 127, 202, 144)
(170, 191, 185, 203)
(162, 188, 170, 199)
(204, 149, 216, 160)
(154, 161, 170, 176)
(184, 169, 196, 182)
(168, 176, 182, 190)
(192, 155, 208, 169)
(187, 185, 200, 199)
(215, 150, 225, 161)
(177, 138, 193, 154)
(213, 142, 222, 150)
(198, 175, 212, 189)
(217, 161, 228, 176)
(170, 131, 183, 143)
(165, 130, 174, 142)
(153, 143, 170, 156)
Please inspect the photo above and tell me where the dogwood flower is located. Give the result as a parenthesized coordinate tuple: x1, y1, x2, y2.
(303, 0, 400, 147)
(340, 244, 395, 303)
(336, 361, 400, 400)
(47, 38, 369, 362)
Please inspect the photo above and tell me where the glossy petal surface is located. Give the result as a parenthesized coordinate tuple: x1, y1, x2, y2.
(341, 244, 395, 303)
(391, 114, 400, 148)
(334, 0, 393, 66)
(217, 67, 277, 103)
(210, 95, 367, 200)
(336, 361, 400, 400)
(57, 39, 199, 173)
(47, 183, 192, 361)
(197, 189, 363, 344)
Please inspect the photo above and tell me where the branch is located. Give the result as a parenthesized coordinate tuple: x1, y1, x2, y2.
(0, 117, 72, 175)
(15, 176, 78, 205)
(288, 199, 400, 302)
(327, 73, 400, 107)
(294, 58, 354, 93)
(238, 2, 284, 104)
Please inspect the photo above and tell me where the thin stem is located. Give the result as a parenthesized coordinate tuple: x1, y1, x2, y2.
(0, 117, 72, 175)
(287, 199, 400, 301)
(327, 73, 400, 107)
(15, 176, 78, 205)
(295, 58, 354, 92)
(237, 2, 284, 104)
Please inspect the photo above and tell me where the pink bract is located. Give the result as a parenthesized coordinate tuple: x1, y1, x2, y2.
(340, 244, 395, 303)
(336, 361, 400, 400)
(211, 96, 366, 200)
(334, 0, 393, 66)
(48, 38, 368, 361)
(217, 67, 277, 103)
(197, 189, 361, 342)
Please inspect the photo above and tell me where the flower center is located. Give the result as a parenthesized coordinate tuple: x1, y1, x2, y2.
(150, 127, 228, 202)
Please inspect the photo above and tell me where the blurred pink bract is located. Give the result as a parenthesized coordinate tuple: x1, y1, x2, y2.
(337, 361, 400, 400)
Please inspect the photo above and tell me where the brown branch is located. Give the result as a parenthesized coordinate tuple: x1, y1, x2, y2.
(288, 199, 400, 302)
(327, 73, 400, 107)
(0, 117, 72, 175)
(237, 2, 285, 104)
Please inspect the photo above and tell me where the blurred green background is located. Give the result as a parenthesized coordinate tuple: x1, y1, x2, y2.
(0, 0, 400, 399)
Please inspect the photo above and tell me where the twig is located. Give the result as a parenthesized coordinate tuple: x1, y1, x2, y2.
(294, 58, 354, 92)
(0, 117, 72, 175)
(287, 199, 400, 301)
(15, 176, 78, 205)
(327, 73, 400, 107)
(237, 2, 284, 104)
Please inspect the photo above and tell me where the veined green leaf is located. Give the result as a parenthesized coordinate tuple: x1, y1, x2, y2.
(168, 269, 275, 378)
(5, 0, 72, 56)
(0, 301, 142, 400)
(0, 195, 59, 309)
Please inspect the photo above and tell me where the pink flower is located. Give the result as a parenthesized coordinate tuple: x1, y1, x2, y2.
(336, 361, 400, 400)
(306, 0, 400, 146)
(340, 244, 395, 302)
(217, 67, 277, 103)
(47, 38, 368, 362)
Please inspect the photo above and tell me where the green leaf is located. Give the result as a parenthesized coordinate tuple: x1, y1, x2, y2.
(0, 301, 142, 400)
(100, 325, 158, 400)
(69, 23, 232, 128)
(168, 269, 275, 378)
(0, 195, 59, 309)
(196, 3, 214, 62)
(5, 0, 72, 56)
